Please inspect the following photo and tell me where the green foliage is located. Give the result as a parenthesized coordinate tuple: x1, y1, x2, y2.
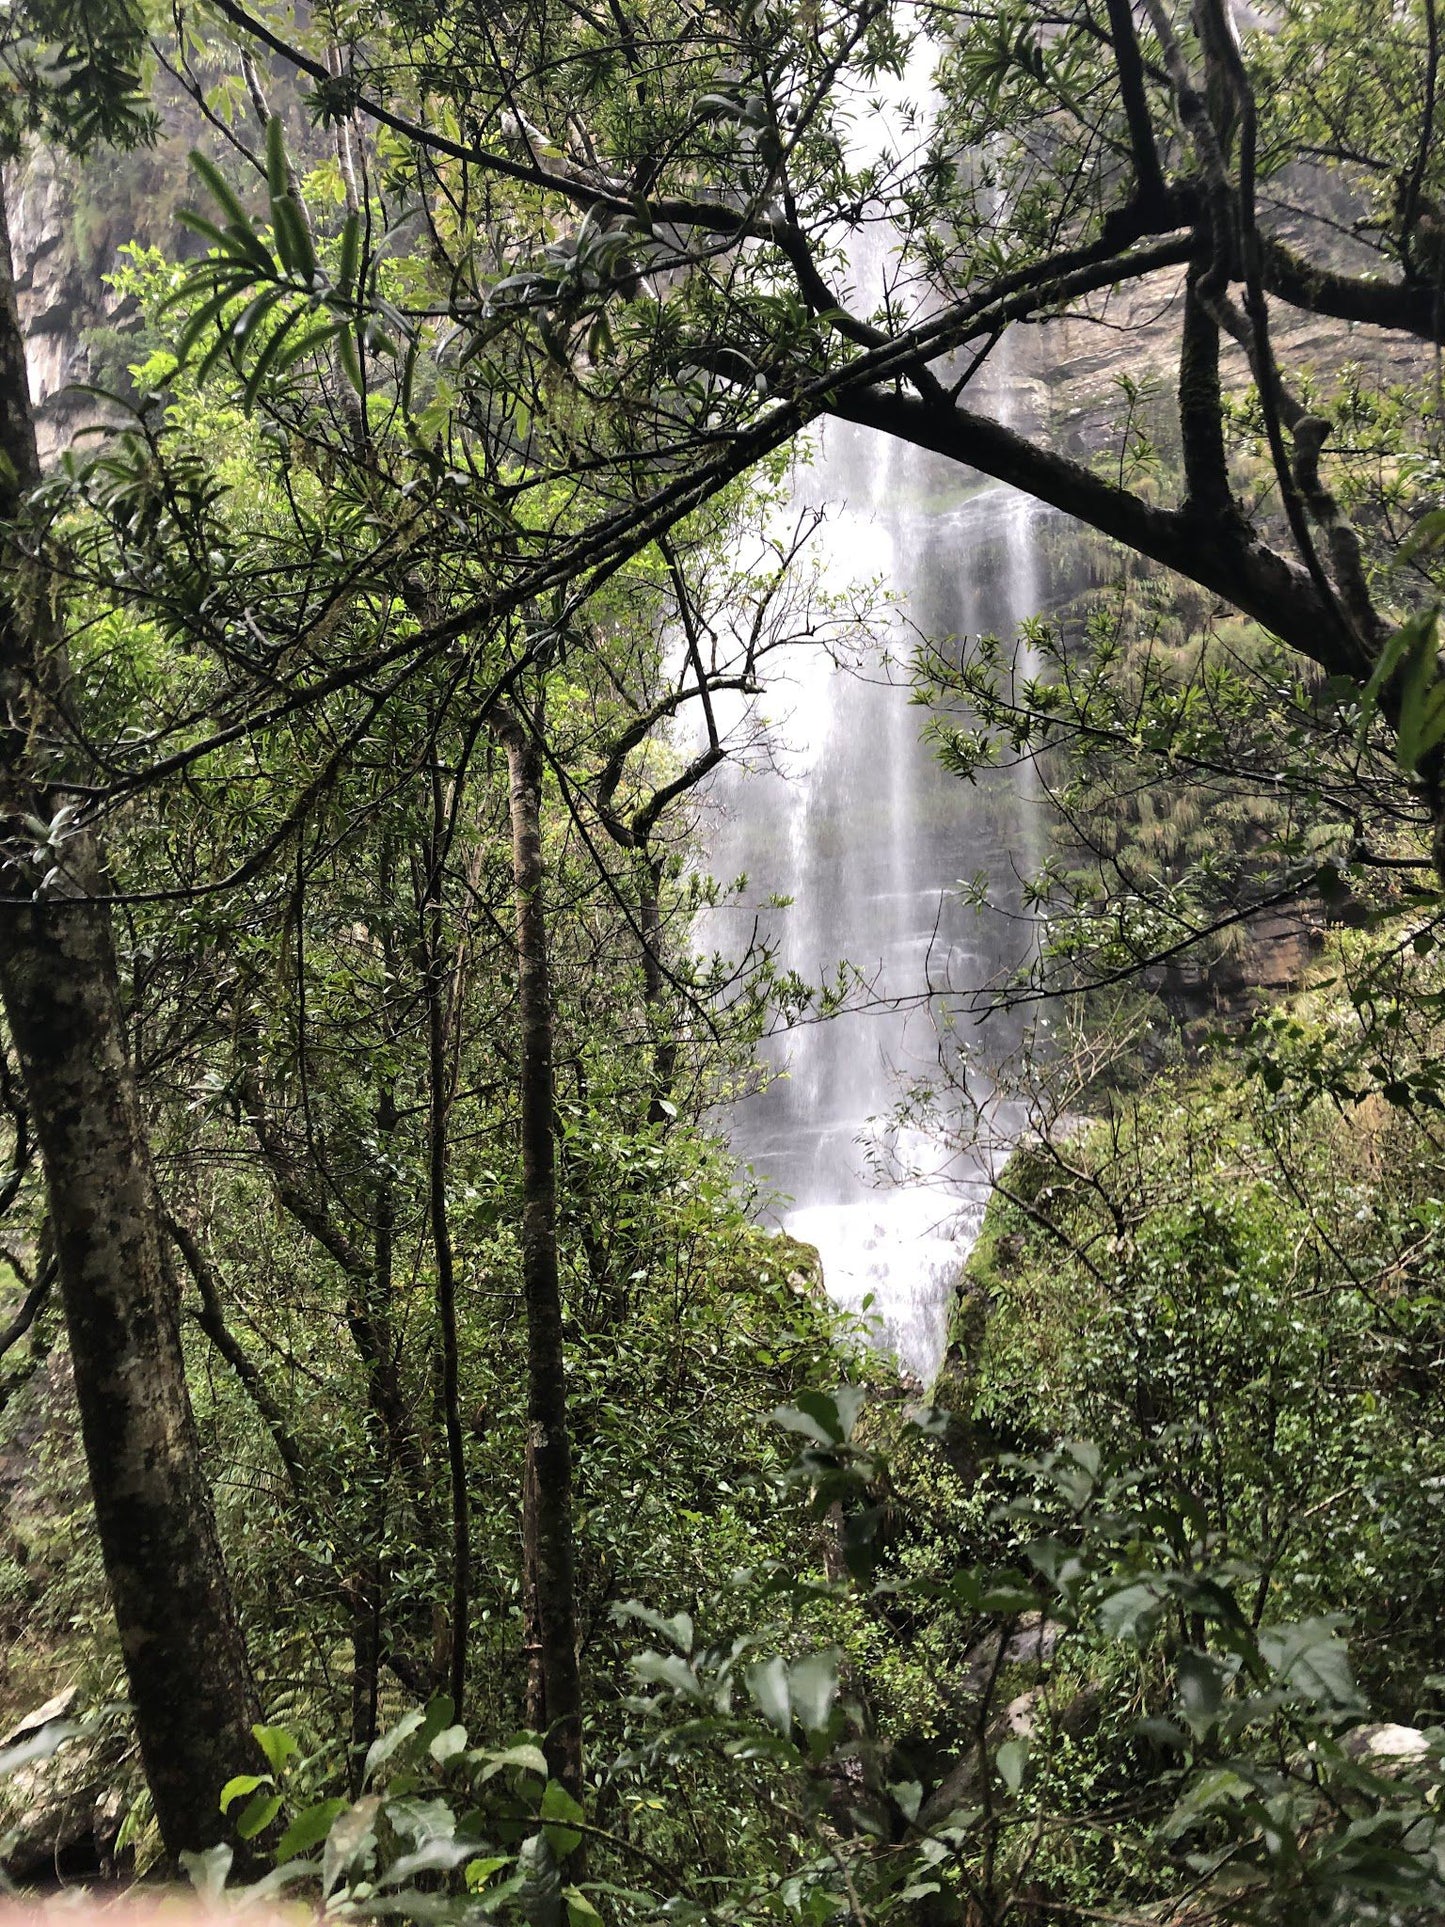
(0, 0, 155, 155)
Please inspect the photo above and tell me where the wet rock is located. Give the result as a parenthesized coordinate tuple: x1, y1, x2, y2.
(0, 1691, 130, 1888)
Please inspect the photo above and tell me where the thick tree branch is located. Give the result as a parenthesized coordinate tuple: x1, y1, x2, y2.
(825, 386, 1368, 679)
(1259, 235, 1445, 341)
(0, 1249, 52, 1360)
(1106, 0, 1168, 211)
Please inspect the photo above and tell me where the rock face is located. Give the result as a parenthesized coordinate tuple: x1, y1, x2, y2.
(5, 129, 198, 462)
(6, 151, 118, 461)
(0, 1688, 131, 1886)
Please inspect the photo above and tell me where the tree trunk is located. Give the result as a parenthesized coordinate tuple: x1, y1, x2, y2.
(0, 181, 261, 1856)
(499, 712, 584, 1801)
(637, 851, 679, 1125)
(421, 764, 470, 1715)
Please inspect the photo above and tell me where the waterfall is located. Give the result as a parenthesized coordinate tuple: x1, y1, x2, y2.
(702, 47, 1048, 1383)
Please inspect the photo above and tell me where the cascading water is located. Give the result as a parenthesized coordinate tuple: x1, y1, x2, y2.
(706, 445, 1046, 1379)
(703, 53, 1050, 1383)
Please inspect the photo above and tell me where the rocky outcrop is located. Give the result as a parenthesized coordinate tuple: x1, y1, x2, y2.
(6, 151, 121, 461)
(0, 1688, 132, 1886)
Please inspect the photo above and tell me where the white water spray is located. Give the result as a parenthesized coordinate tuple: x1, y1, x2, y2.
(703, 42, 1047, 1381)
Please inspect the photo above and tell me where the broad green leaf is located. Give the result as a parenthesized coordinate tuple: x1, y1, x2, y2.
(220, 1771, 273, 1813)
(890, 1780, 923, 1823)
(995, 1738, 1028, 1794)
(386, 1796, 456, 1844)
(235, 1855, 321, 1901)
(477, 1740, 550, 1781)
(631, 1650, 705, 1700)
(415, 1695, 456, 1753)
(275, 1797, 349, 1862)
(516, 1830, 563, 1927)
(466, 1854, 511, 1890)
(788, 1651, 839, 1733)
(1177, 1648, 1226, 1730)
(363, 1707, 425, 1786)
(323, 1795, 381, 1897)
(236, 1790, 283, 1840)
(1098, 1579, 1165, 1642)
(252, 1723, 300, 1774)
(377, 1837, 479, 1887)
(1258, 1619, 1361, 1709)
(180, 1842, 234, 1901)
(747, 1655, 791, 1734)
(540, 1779, 584, 1856)
(611, 1600, 694, 1652)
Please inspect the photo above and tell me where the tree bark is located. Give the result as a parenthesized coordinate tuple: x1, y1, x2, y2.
(0, 180, 261, 1857)
(420, 764, 470, 1715)
(498, 710, 584, 1802)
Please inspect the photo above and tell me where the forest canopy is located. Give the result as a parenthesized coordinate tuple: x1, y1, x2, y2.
(1, 2, 1445, 1924)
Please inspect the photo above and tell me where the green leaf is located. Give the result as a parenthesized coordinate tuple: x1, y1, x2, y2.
(222, 220, 279, 275)
(631, 1650, 705, 1700)
(540, 1780, 584, 1856)
(180, 1842, 234, 1901)
(336, 324, 365, 396)
(236, 1790, 284, 1840)
(890, 1779, 923, 1823)
(336, 210, 362, 298)
(747, 1655, 791, 1734)
(190, 149, 253, 231)
(611, 1600, 694, 1652)
(378, 1837, 480, 1887)
(363, 1708, 425, 1786)
(253, 1722, 299, 1776)
(773, 1385, 865, 1442)
(323, 1795, 381, 1897)
(564, 1889, 603, 1926)
(477, 1740, 550, 1781)
(517, 1830, 563, 1927)
(1258, 1619, 1361, 1709)
(1098, 1579, 1166, 1642)
(275, 1797, 349, 1862)
(995, 1738, 1029, 1793)
(220, 1772, 273, 1814)
(1401, 508, 1445, 561)
(176, 283, 247, 362)
(466, 1854, 511, 1891)
(272, 317, 345, 377)
(243, 300, 319, 412)
(1177, 1648, 1226, 1731)
(788, 1651, 839, 1733)
(264, 114, 289, 202)
(273, 197, 318, 283)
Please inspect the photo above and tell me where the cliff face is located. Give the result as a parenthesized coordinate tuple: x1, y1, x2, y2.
(5, 127, 199, 461)
(7, 152, 120, 461)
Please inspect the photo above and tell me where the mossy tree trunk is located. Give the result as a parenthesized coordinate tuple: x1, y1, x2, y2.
(0, 183, 261, 1856)
(498, 708, 584, 1801)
